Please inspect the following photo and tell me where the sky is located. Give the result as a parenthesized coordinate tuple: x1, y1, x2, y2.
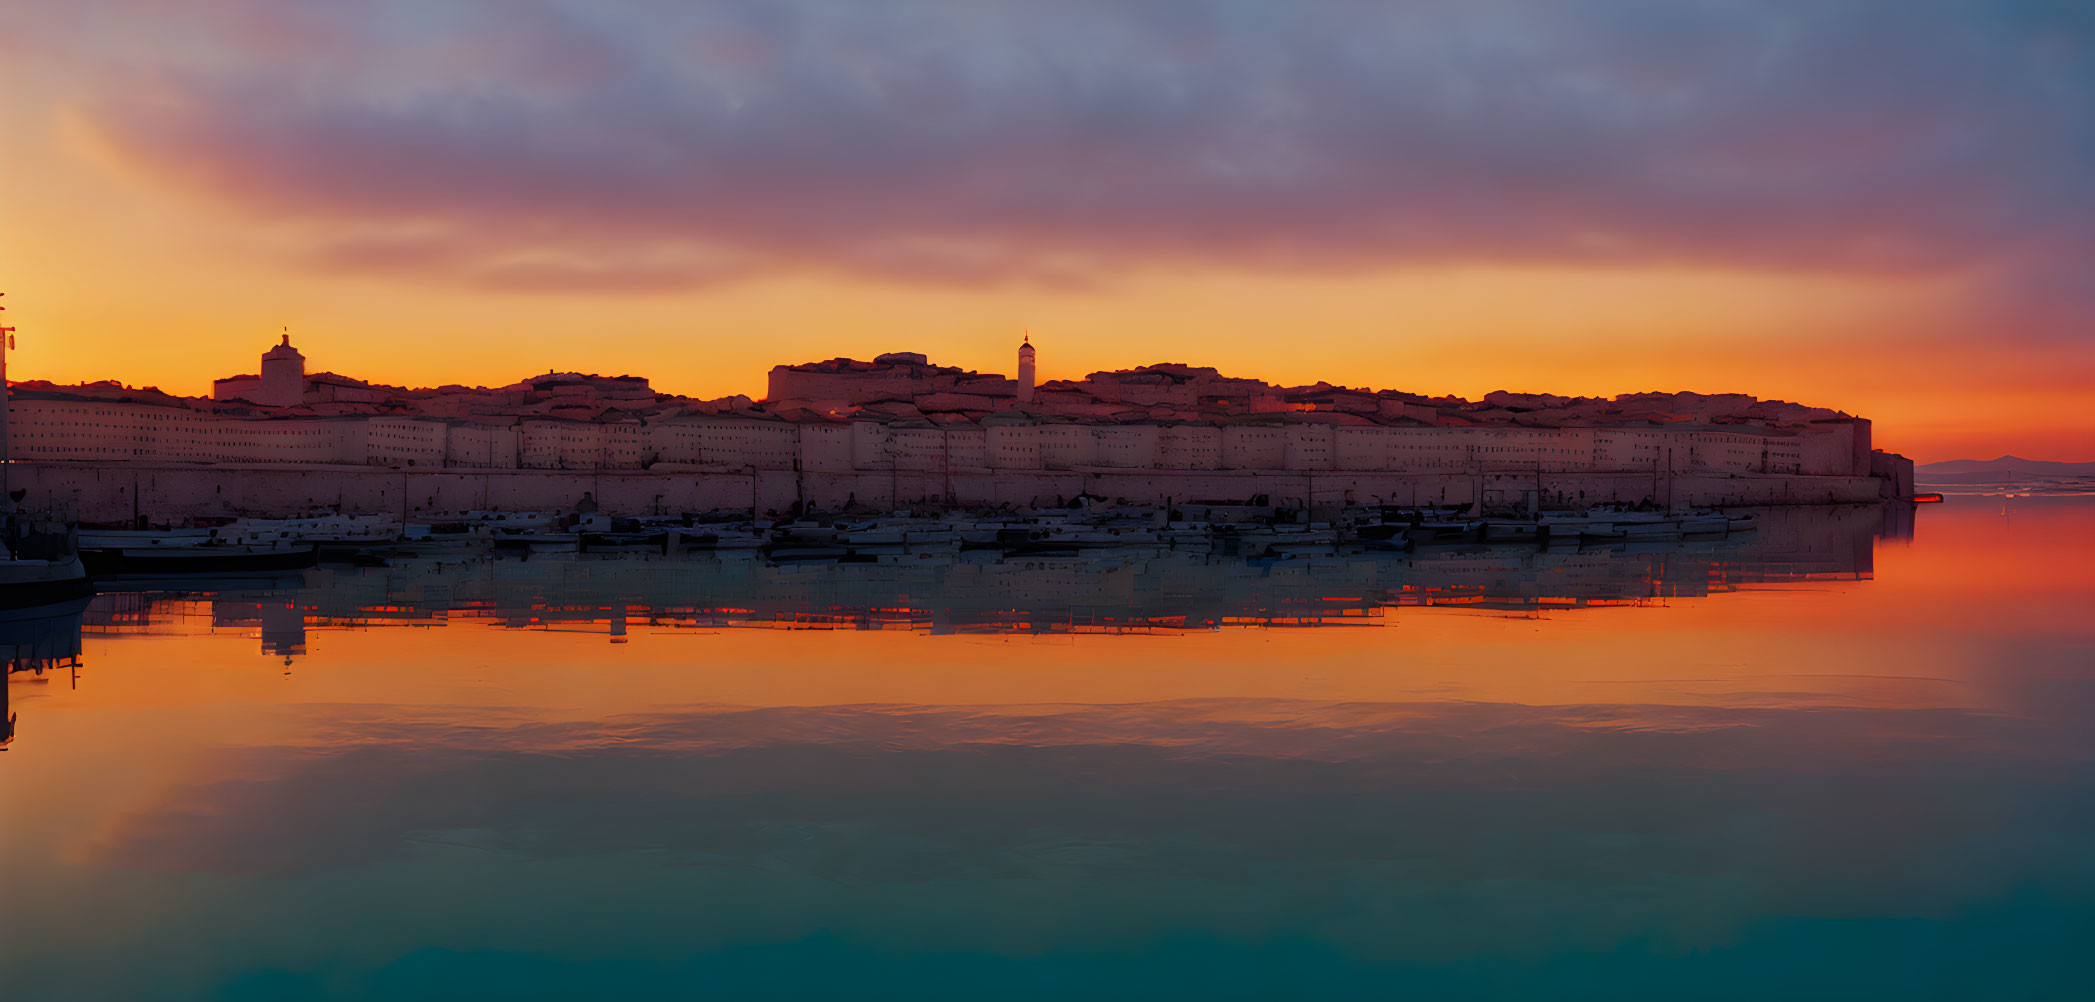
(1, 0, 2090, 462)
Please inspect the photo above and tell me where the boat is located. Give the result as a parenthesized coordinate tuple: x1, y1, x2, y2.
(1482, 521, 1542, 543)
(80, 539, 318, 577)
(1537, 513, 1605, 543)
(1056, 525, 1161, 548)
(579, 530, 670, 553)
(1616, 516, 1681, 540)
(76, 526, 221, 549)
(762, 543, 852, 564)
(0, 548, 90, 608)
(1676, 513, 1730, 536)
(1381, 503, 1474, 520)
(768, 521, 841, 543)
(229, 513, 400, 546)
(1407, 520, 1484, 545)
(676, 528, 767, 551)
(1912, 493, 1945, 503)
(1265, 528, 1339, 553)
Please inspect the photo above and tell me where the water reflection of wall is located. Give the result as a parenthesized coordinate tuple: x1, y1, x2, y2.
(68, 505, 1897, 648)
(210, 599, 309, 662)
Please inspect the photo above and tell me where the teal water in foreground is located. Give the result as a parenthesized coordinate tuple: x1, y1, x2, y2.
(3, 497, 2091, 1000)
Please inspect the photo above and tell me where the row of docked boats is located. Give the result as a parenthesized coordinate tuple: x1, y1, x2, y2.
(10, 502, 1763, 592)
(760, 504, 1755, 561)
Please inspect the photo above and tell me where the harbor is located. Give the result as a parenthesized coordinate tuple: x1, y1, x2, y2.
(52, 497, 1789, 576)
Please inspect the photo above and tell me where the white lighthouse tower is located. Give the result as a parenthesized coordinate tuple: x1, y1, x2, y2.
(1016, 334, 1036, 404)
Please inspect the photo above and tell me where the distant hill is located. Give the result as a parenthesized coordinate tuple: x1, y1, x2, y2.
(1918, 456, 2095, 482)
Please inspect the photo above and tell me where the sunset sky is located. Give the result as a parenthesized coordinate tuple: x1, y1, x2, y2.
(2, 0, 2090, 462)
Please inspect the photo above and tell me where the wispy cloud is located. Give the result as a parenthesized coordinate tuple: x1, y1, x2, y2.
(16, 0, 2094, 333)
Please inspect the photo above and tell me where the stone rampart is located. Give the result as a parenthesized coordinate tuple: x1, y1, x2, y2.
(13, 462, 1891, 521)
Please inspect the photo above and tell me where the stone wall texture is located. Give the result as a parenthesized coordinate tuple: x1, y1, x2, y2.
(14, 462, 1890, 522)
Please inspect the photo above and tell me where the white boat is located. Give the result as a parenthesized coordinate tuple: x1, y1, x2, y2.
(678, 528, 767, 550)
(899, 531, 961, 552)
(1677, 514, 1730, 536)
(80, 539, 318, 576)
(832, 520, 932, 547)
(1539, 512, 1607, 540)
(1616, 515, 1681, 540)
(1040, 525, 1159, 547)
(769, 522, 841, 543)
(76, 527, 221, 549)
(1265, 527, 1339, 552)
(1482, 521, 1542, 543)
(0, 549, 89, 607)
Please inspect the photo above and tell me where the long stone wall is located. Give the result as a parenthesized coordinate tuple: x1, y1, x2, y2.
(10, 462, 1891, 522)
(792, 468, 1885, 511)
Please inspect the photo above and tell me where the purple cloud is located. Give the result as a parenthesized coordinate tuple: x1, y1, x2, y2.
(32, 0, 2095, 324)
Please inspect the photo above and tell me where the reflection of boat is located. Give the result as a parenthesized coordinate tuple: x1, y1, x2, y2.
(90, 572, 312, 593)
(492, 530, 580, 553)
(3, 593, 93, 750)
(81, 540, 318, 577)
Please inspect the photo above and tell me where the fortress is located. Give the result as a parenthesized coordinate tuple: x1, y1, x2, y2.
(3, 334, 1914, 519)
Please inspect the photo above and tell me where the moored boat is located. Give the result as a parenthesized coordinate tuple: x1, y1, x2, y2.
(1616, 516, 1681, 540)
(80, 540, 318, 577)
(1677, 514, 1730, 536)
(1408, 520, 1484, 545)
(1482, 521, 1542, 543)
(0, 551, 90, 608)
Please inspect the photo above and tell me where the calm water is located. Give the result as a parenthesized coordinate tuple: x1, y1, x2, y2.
(4, 498, 2092, 1001)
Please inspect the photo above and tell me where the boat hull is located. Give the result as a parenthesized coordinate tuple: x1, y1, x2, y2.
(81, 544, 318, 577)
(0, 556, 93, 609)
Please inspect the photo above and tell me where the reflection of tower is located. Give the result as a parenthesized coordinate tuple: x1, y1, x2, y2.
(259, 332, 306, 407)
(258, 601, 307, 664)
(1017, 334, 1035, 404)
